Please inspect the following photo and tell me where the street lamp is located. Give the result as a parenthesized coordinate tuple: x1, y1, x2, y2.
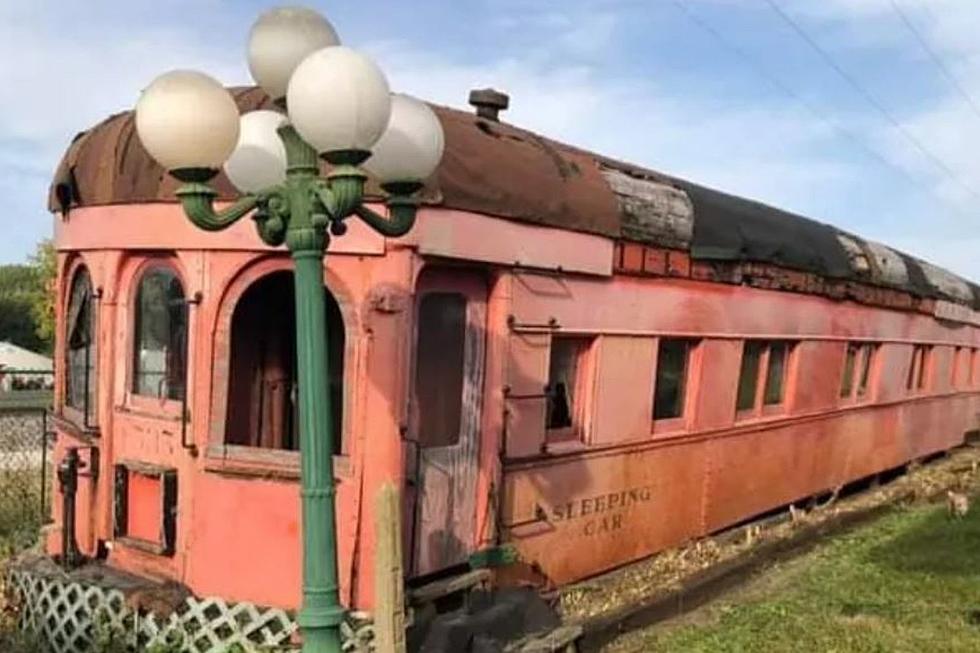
(134, 6, 445, 652)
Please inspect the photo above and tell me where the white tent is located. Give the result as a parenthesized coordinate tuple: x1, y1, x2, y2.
(0, 342, 53, 391)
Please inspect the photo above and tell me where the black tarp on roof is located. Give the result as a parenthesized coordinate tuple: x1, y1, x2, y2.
(680, 182, 853, 279)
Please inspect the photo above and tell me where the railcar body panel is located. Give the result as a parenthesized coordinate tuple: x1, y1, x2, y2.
(43, 91, 980, 618)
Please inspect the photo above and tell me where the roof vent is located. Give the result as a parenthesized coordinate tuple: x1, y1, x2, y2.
(468, 88, 509, 122)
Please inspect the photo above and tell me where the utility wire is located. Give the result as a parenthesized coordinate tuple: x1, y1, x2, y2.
(887, 0, 980, 122)
(762, 0, 980, 203)
(668, 0, 977, 220)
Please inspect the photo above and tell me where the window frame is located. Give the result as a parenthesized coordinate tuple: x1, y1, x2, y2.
(126, 261, 189, 418)
(839, 342, 878, 404)
(651, 337, 698, 435)
(971, 347, 979, 388)
(951, 346, 962, 389)
(203, 259, 354, 476)
(735, 339, 796, 420)
(62, 262, 99, 430)
(545, 335, 596, 444)
(906, 344, 933, 395)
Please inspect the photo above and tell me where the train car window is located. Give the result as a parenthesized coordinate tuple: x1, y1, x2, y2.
(916, 345, 932, 391)
(65, 265, 97, 425)
(415, 292, 467, 447)
(972, 348, 978, 387)
(763, 341, 789, 405)
(857, 345, 876, 397)
(736, 341, 764, 411)
(132, 266, 187, 401)
(952, 347, 963, 388)
(653, 339, 692, 420)
(224, 271, 345, 453)
(840, 344, 859, 398)
(906, 346, 919, 390)
(546, 337, 591, 436)
(841, 343, 877, 401)
(737, 340, 795, 415)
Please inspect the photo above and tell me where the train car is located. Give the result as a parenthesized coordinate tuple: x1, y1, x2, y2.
(36, 86, 980, 645)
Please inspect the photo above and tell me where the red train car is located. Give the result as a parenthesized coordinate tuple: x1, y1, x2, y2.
(36, 87, 980, 648)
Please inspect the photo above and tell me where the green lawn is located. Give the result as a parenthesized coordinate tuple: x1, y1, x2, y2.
(615, 500, 980, 653)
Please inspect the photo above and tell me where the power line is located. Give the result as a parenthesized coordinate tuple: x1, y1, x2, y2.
(886, 0, 980, 122)
(761, 0, 980, 203)
(667, 0, 977, 220)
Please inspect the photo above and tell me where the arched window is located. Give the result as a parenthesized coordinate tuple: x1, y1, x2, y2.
(224, 271, 345, 452)
(132, 266, 187, 401)
(65, 266, 97, 424)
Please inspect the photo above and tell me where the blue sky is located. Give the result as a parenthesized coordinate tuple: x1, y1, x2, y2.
(3, 0, 979, 278)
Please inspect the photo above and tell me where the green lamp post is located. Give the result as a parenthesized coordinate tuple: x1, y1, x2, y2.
(133, 7, 445, 652)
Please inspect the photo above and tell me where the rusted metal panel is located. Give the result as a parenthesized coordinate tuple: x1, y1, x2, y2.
(502, 439, 708, 585)
(792, 341, 846, 413)
(504, 396, 547, 460)
(506, 333, 550, 398)
(590, 337, 656, 445)
(412, 209, 613, 277)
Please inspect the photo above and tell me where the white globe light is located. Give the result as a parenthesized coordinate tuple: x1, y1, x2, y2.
(223, 111, 289, 193)
(364, 94, 445, 183)
(135, 70, 240, 171)
(286, 46, 392, 155)
(247, 6, 340, 101)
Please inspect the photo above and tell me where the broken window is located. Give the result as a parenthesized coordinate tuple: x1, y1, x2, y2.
(225, 271, 345, 453)
(653, 339, 693, 420)
(132, 267, 187, 401)
(65, 266, 97, 425)
(546, 337, 592, 438)
(415, 292, 467, 448)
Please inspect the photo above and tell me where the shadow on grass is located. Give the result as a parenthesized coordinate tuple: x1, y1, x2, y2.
(865, 505, 980, 577)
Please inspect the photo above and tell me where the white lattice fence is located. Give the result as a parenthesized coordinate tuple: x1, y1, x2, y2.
(6, 566, 376, 652)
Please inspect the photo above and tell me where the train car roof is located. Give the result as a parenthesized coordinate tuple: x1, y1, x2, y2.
(49, 87, 980, 310)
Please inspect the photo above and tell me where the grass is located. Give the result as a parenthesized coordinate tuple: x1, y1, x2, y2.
(614, 499, 980, 652)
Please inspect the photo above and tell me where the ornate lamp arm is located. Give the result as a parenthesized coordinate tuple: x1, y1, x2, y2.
(352, 198, 417, 238)
(313, 173, 422, 238)
(175, 183, 259, 232)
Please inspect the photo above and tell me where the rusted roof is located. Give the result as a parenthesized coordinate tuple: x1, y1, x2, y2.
(49, 87, 979, 309)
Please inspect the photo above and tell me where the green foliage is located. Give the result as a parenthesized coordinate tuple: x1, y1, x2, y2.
(146, 629, 185, 653)
(91, 609, 129, 653)
(0, 626, 45, 653)
(0, 292, 45, 353)
(0, 240, 55, 354)
(637, 501, 980, 653)
(28, 241, 56, 351)
(0, 468, 44, 556)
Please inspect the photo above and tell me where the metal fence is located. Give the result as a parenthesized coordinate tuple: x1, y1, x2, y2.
(0, 369, 54, 550)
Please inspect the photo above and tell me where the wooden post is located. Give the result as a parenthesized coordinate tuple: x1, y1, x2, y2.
(374, 483, 407, 653)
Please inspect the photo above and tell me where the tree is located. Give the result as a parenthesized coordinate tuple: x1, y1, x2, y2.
(0, 240, 56, 354)
(29, 240, 56, 350)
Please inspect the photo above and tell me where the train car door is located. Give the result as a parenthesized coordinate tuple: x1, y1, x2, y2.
(408, 269, 487, 576)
